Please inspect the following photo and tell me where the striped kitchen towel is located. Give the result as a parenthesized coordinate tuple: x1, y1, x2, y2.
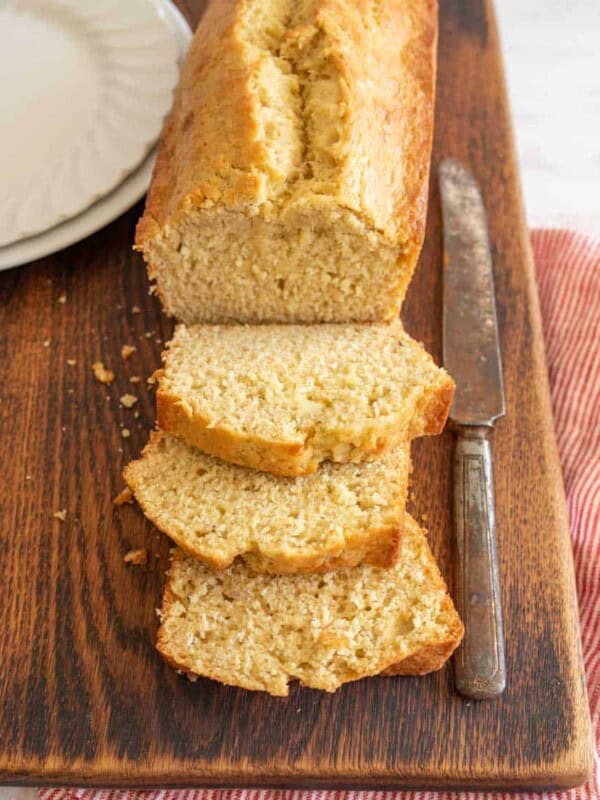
(38, 229, 600, 800)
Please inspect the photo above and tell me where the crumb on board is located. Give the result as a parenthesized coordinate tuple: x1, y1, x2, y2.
(113, 487, 133, 506)
(421, 513, 429, 523)
(121, 344, 136, 360)
(129, 376, 141, 384)
(92, 361, 114, 384)
(67, 358, 76, 366)
(57, 294, 67, 304)
(120, 394, 138, 409)
(43, 339, 51, 348)
(53, 509, 66, 521)
(143, 331, 155, 339)
(123, 548, 147, 566)
(121, 428, 131, 439)
(131, 305, 141, 314)
(133, 410, 139, 418)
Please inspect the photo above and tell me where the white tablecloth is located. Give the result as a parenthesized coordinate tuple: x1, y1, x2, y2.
(495, 0, 599, 235)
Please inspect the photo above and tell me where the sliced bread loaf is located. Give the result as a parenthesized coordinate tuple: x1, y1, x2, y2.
(124, 432, 411, 574)
(135, 0, 437, 324)
(157, 322, 454, 476)
(157, 514, 463, 696)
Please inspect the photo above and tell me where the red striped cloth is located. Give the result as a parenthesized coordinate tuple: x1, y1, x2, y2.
(39, 229, 600, 800)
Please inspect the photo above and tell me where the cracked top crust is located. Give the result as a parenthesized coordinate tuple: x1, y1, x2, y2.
(136, 0, 438, 249)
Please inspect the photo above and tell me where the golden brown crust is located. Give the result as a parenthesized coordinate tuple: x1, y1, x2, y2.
(423, 379, 455, 435)
(156, 556, 463, 695)
(156, 389, 313, 477)
(124, 434, 406, 574)
(135, 0, 269, 248)
(156, 375, 452, 478)
(127, 466, 403, 574)
(136, 0, 438, 250)
(242, 524, 403, 575)
(382, 602, 464, 675)
(155, 583, 184, 671)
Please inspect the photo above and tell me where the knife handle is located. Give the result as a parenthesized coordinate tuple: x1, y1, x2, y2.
(452, 425, 506, 699)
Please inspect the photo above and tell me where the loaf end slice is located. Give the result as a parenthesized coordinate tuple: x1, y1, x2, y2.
(135, 0, 437, 324)
(157, 322, 454, 476)
(124, 432, 410, 574)
(156, 514, 464, 696)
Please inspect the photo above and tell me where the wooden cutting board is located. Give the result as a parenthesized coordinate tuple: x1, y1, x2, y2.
(0, 0, 593, 790)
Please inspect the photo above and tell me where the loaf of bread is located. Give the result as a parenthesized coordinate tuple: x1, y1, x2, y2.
(124, 432, 410, 573)
(157, 514, 463, 695)
(157, 321, 453, 476)
(135, 0, 438, 324)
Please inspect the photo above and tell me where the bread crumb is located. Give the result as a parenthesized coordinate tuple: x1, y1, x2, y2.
(92, 361, 114, 384)
(144, 331, 154, 339)
(120, 394, 138, 409)
(43, 339, 51, 348)
(67, 358, 76, 366)
(131, 305, 141, 314)
(113, 487, 134, 505)
(129, 376, 141, 384)
(121, 344, 136, 360)
(421, 513, 429, 523)
(25, 475, 31, 481)
(133, 410, 140, 419)
(121, 428, 131, 438)
(53, 509, 66, 521)
(123, 548, 147, 566)
(57, 294, 67, 304)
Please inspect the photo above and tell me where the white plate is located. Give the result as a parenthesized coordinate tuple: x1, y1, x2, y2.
(0, 0, 191, 271)
(0, 0, 180, 247)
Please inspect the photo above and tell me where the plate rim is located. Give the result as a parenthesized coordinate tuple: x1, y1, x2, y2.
(0, 0, 191, 271)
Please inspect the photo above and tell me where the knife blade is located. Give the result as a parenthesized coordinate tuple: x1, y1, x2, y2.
(441, 159, 505, 425)
(440, 158, 506, 700)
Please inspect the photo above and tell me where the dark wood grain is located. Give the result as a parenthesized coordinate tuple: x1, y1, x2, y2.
(0, 0, 593, 790)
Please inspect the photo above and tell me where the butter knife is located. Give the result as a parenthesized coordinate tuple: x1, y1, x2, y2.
(440, 159, 506, 699)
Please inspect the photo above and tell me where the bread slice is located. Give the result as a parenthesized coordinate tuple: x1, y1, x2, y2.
(135, 0, 437, 324)
(156, 322, 454, 476)
(124, 432, 411, 574)
(157, 514, 463, 696)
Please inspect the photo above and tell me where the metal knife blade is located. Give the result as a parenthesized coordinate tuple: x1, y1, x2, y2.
(440, 159, 505, 426)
